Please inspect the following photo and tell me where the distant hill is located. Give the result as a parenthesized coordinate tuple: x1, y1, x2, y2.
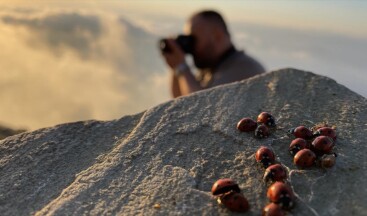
(0, 125, 26, 139)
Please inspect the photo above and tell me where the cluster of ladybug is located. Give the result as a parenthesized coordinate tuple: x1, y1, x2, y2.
(237, 112, 276, 138)
(211, 112, 338, 214)
(256, 146, 295, 216)
(210, 112, 292, 214)
(288, 124, 337, 168)
(210, 145, 294, 215)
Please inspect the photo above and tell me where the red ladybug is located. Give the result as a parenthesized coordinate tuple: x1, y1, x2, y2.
(267, 182, 295, 210)
(289, 138, 309, 156)
(320, 153, 337, 168)
(211, 178, 241, 196)
(263, 164, 287, 182)
(294, 149, 316, 168)
(257, 112, 276, 127)
(255, 125, 270, 138)
(288, 126, 313, 140)
(313, 127, 337, 141)
(237, 118, 257, 132)
(255, 146, 275, 168)
(262, 203, 285, 216)
(220, 191, 250, 212)
(311, 136, 335, 154)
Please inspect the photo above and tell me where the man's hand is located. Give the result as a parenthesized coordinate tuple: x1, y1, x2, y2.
(161, 39, 186, 69)
(161, 38, 202, 97)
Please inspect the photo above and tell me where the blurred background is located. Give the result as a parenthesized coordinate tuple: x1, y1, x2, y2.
(0, 0, 366, 132)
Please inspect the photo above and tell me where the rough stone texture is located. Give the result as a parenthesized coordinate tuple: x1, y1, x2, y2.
(1, 68, 366, 216)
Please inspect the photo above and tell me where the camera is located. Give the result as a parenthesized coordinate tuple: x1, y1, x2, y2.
(159, 35, 195, 54)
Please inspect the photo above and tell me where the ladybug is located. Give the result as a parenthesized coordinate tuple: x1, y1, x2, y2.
(257, 112, 276, 127)
(313, 127, 337, 141)
(267, 182, 295, 210)
(294, 149, 316, 168)
(211, 178, 241, 196)
(219, 191, 250, 212)
(255, 125, 270, 138)
(288, 126, 313, 140)
(311, 123, 330, 132)
(262, 203, 285, 216)
(237, 118, 257, 132)
(255, 146, 275, 168)
(289, 138, 309, 156)
(311, 136, 335, 154)
(263, 164, 287, 183)
(320, 153, 337, 168)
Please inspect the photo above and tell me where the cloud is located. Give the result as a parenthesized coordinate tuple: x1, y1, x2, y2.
(233, 21, 367, 67)
(2, 12, 102, 58)
(232, 21, 367, 97)
(0, 9, 169, 130)
(117, 17, 166, 79)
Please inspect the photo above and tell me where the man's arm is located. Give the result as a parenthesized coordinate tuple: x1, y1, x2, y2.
(170, 73, 181, 98)
(162, 39, 203, 97)
(174, 62, 202, 96)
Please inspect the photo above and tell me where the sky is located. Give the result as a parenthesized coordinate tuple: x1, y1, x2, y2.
(0, 1, 366, 130)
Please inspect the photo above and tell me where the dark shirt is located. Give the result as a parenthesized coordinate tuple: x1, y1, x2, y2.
(198, 48, 265, 88)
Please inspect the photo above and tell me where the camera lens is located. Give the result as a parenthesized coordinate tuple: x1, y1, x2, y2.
(159, 39, 171, 53)
(176, 35, 194, 54)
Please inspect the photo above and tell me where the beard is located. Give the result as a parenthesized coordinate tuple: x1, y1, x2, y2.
(192, 43, 217, 69)
(192, 53, 216, 69)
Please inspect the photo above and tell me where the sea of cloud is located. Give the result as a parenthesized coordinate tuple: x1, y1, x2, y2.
(0, 7, 366, 130)
(0, 8, 169, 130)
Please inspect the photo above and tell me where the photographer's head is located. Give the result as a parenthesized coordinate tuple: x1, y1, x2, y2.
(185, 10, 232, 69)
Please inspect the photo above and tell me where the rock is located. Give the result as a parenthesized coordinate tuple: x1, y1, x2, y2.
(0, 68, 366, 215)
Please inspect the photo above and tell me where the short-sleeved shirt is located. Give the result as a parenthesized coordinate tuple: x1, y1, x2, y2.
(198, 50, 265, 88)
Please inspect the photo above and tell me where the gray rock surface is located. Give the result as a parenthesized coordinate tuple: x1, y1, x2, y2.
(1, 68, 366, 216)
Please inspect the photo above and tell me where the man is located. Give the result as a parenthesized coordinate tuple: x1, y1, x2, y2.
(161, 10, 265, 98)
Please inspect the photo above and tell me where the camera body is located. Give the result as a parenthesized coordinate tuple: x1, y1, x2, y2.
(159, 35, 195, 54)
